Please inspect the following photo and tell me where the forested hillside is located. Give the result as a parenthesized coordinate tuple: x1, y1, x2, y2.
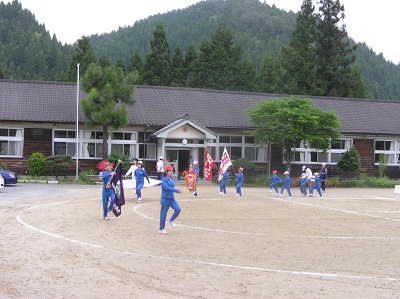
(1, 0, 399, 100)
(0, 1, 72, 80)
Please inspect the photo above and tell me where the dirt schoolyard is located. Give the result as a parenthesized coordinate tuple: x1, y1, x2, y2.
(1, 182, 400, 298)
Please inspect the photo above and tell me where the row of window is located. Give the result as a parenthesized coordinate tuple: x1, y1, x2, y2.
(1, 128, 400, 165)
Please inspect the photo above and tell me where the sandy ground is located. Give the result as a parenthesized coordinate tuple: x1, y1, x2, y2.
(1, 181, 400, 298)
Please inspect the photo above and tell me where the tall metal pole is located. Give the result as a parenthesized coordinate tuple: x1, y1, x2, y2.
(75, 63, 80, 181)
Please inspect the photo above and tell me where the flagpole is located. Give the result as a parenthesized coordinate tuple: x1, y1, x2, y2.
(75, 63, 80, 181)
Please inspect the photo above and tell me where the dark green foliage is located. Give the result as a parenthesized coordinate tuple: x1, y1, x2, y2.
(108, 150, 130, 170)
(337, 147, 361, 177)
(27, 152, 47, 176)
(232, 158, 257, 172)
(46, 155, 72, 177)
(247, 96, 341, 170)
(142, 23, 171, 86)
(66, 36, 96, 82)
(170, 45, 186, 87)
(1, 0, 400, 100)
(80, 63, 138, 159)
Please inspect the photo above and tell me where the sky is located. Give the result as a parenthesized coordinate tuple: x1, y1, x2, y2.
(3, 0, 400, 64)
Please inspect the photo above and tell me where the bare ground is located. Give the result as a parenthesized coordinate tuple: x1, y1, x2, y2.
(1, 182, 400, 298)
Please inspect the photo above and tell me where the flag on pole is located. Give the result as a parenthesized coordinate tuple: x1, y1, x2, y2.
(204, 149, 216, 181)
(219, 147, 232, 181)
(111, 162, 125, 217)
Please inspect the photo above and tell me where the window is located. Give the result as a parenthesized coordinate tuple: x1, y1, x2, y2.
(289, 138, 352, 165)
(374, 140, 398, 165)
(0, 128, 23, 157)
(139, 143, 156, 160)
(245, 147, 267, 162)
(53, 130, 76, 157)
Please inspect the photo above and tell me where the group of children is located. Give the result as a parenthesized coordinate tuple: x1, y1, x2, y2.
(269, 164, 327, 199)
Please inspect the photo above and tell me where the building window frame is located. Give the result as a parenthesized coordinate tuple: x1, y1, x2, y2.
(0, 127, 23, 157)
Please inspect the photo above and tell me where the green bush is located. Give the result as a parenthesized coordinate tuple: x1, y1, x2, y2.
(364, 177, 395, 188)
(337, 179, 359, 187)
(46, 155, 72, 177)
(27, 152, 47, 176)
(232, 158, 257, 172)
(78, 169, 98, 184)
(0, 161, 7, 170)
(108, 150, 130, 169)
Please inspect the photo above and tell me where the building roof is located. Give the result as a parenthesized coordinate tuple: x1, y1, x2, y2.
(1, 79, 399, 135)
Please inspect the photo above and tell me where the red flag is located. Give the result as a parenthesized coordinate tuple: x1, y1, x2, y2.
(219, 147, 232, 181)
(184, 171, 197, 192)
(204, 149, 216, 181)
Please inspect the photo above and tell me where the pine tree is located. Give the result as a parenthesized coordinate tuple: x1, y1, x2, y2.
(128, 46, 143, 78)
(170, 45, 186, 87)
(142, 23, 171, 86)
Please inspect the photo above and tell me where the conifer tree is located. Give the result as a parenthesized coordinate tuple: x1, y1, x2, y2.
(66, 36, 96, 82)
(170, 45, 186, 87)
(142, 23, 171, 86)
(128, 46, 144, 79)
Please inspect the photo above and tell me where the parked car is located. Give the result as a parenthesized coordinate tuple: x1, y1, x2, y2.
(0, 175, 4, 188)
(0, 169, 18, 185)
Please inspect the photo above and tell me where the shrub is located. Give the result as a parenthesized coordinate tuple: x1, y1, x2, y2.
(232, 158, 256, 172)
(27, 152, 47, 176)
(340, 179, 359, 187)
(108, 150, 130, 169)
(46, 155, 72, 178)
(78, 169, 98, 184)
(0, 161, 7, 170)
(337, 147, 361, 178)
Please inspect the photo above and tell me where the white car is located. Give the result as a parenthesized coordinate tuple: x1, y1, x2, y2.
(0, 175, 4, 188)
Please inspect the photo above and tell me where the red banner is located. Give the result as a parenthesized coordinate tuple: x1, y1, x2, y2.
(204, 149, 216, 181)
(184, 171, 197, 191)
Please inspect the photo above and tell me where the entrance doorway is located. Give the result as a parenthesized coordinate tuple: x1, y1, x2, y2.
(165, 149, 191, 180)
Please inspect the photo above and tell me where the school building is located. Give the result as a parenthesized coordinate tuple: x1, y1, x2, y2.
(1, 79, 400, 178)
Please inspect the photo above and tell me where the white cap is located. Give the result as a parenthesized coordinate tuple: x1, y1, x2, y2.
(138, 160, 143, 165)
(159, 156, 163, 160)
(322, 163, 326, 166)
(239, 167, 243, 171)
(193, 161, 198, 165)
(314, 172, 319, 176)
(284, 171, 289, 175)
(302, 165, 306, 170)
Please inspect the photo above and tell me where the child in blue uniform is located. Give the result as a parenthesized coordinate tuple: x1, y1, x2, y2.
(235, 167, 244, 198)
(134, 160, 150, 203)
(318, 163, 328, 192)
(159, 165, 183, 235)
(299, 173, 307, 196)
(269, 170, 283, 194)
(309, 172, 323, 198)
(192, 161, 200, 198)
(101, 162, 115, 220)
(279, 171, 293, 198)
(219, 169, 229, 196)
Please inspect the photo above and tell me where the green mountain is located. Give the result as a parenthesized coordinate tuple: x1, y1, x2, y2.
(1, 0, 399, 100)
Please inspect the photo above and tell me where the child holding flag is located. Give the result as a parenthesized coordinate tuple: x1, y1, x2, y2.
(101, 162, 115, 220)
(219, 168, 229, 196)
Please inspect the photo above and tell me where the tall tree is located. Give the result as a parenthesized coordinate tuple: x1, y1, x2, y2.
(128, 46, 144, 82)
(315, 0, 365, 97)
(80, 63, 138, 159)
(142, 23, 171, 86)
(67, 36, 96, 82)
(188, 23, 256, 91)
(280, 0, 319, 95)
(170, 45, 186, 87)
(258, 52, 281, 93)
(247, 96, 341, 170)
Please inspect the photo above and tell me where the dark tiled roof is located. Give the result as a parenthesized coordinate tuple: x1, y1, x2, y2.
(1, 79, 400, 135)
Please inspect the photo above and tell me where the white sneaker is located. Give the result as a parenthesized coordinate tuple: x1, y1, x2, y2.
(308, 194, 313, 197)
(159, 229, 168, 235)
(169, 221, 177, 227)
(103, 216, 109, 220)
(278, 194, 283, 196)
(239, 196, 242, 199)
(136, 198, 141, 203)
(236, 194, 240, 197)
(269, 189, 273, 193)
(222, 193, 226, 196)
(319, 196, 323, 199)
(288, 197, 292, 199)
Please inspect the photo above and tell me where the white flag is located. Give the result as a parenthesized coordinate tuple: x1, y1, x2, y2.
(218, 147, 232, 181)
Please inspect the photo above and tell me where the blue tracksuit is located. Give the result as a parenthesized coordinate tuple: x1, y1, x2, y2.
(300, 177, 307, 195)
(280, 175, 293, 197)
(220, 171, 229, 194)
(193, 166, 200, 197)
(319, 167, 328, 191)
(134, 168, 150, 199)
(236, 172, 244, 196)
(159, 176, 181, 230)
(310, 176, 323, 197)
(102, 170, 115, 218)
(269, 174, 283, 193)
